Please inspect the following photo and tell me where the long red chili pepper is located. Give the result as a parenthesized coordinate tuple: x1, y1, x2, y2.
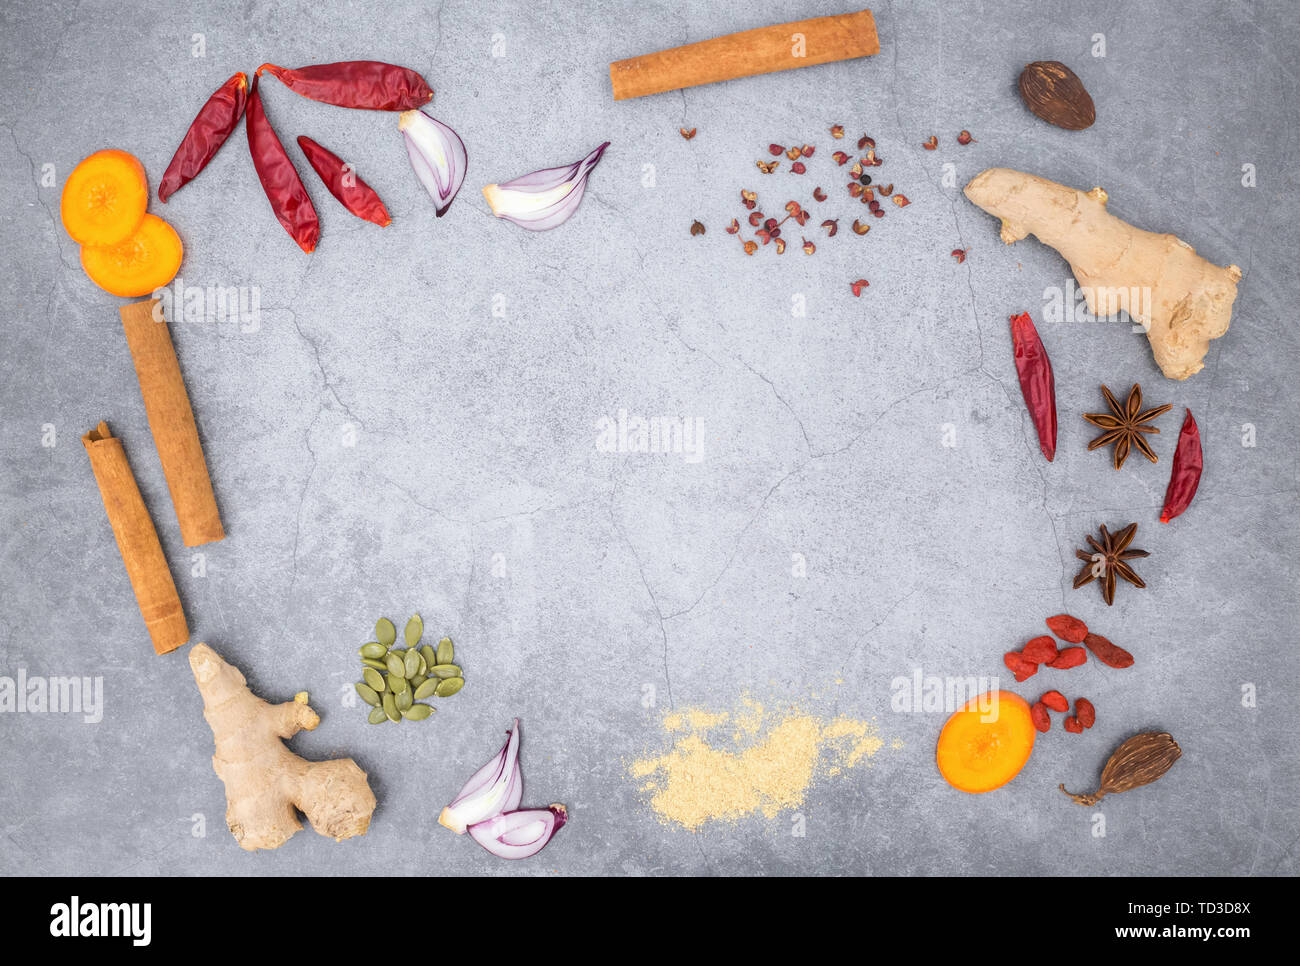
(1159, 408, 1203, 523)
(1009, 312, 1057, 461)
(246, 76, 320, 253)
(257, 61, 433, 111)
(159, 72, 248, 202)
(296, 136, 391, 227)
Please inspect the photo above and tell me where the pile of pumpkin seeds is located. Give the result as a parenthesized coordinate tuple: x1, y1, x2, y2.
(354, 614, 465, 724)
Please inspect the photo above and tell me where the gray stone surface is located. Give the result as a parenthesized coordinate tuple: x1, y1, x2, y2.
(1, 0, 1297, 876)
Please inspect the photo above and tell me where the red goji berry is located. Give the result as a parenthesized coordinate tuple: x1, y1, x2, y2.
(1046, 614, 1088, 643)
(1039, 690, 1069, 713)
(1030, 701, 1051, 733)
(1003, 651, 1038, 682)
(1047, 646, 1087, 670)
(1083, 632, 1134, 669)
(1075, 697, 1096, 728)
(1021, 636, 1058, 665)
(1063, 715, 1083, 734)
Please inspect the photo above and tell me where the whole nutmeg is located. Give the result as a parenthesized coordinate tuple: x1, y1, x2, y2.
(1018, 61, 1096, 130)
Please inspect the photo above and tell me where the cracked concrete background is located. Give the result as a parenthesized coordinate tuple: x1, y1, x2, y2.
(2, 0, 1298, 876)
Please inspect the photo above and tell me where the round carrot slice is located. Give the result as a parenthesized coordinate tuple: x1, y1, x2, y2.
(936, 690, 1035, 793)
(61, 150, 149, 246)
(80, 214, 183, 297)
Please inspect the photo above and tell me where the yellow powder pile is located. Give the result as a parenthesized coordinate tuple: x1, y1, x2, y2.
(630, 698, 889, 830)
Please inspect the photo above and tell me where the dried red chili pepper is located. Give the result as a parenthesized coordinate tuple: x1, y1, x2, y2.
(1021, 636, 1059, 665)
(1160, 408, 1203, 523)
(256, 61, 433, 111)
(246, 77, 319, 253)
(1045, 614, 1088, 643)
(1083, 632, 1134, 669)
(1047, 646, 1087, 670)
(1030, 701, 1051, 733)
(1009, 312, 1057, 462)
(1040, 690, 1069, 713)
(159, 72, 248, 202)
(296, 135, 391, 227)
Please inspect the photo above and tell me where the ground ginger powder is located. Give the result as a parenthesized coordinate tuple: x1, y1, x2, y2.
(630, 699, 888, 829)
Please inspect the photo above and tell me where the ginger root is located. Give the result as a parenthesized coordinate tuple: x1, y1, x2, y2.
(964, 167, 1242, 380)
(189, 643, 376, 851)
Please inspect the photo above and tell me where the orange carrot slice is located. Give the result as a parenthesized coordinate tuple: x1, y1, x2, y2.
(61, 150, 149, 246)
(936, 690, 1036, 793)
(80, 214, 183, 297)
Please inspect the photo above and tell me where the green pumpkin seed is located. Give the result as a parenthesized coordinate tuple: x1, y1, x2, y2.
(434, 676, 464, 697)
(417, 652, 428, 676)
(382, 691, 400, 722)
(404, 614, 423, 648)
(359, 642, 388, 660)
(402, 704, 433, 721)
(363, 668, 386, 692)
(389, 673, 409, 694)
(396, 688, 414, 712)
(361, 658, 388, 672)
(385, 653, 406, 677)
(413, 678, 439, 701)
(354, 683, 380, 707)
(430, 664, 461, 679)
(420, 644, 437, 668)
(403, 648, 421, 678)
(409, 673, 427, 690)
(368, 707, 389, 724)
(375, 618, 397, 647)
(436, 637, 454, 666)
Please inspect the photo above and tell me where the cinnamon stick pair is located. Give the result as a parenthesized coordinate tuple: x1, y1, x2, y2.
(83, 299, 224, 654)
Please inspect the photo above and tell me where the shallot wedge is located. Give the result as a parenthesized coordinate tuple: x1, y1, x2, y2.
(438, 719, 520, 834)
(468, 805, 567, 860)
(399, 109, 467, 217)
(481, 142, 609, 231)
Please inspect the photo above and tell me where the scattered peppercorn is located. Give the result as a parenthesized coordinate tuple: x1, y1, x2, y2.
(859, 174, 872, 185)
(850, 279, 869, 296)
(680, 127, 697, 140)
(922, 135, 938, 150)
(689, 220, 705, 236)
(957, 129, 974, 145)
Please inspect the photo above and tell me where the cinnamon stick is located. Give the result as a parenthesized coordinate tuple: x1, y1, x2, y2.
(119, 298, 224, 546)
(82, 422, 189, 655)
(610, 9, 880, 100)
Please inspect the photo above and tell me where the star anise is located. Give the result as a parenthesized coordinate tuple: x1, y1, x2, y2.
(1073, 523, 1149, 605)
(1083, 383, 1172, 470)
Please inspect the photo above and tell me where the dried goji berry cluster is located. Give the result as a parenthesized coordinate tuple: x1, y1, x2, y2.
(1002, 614, 1136, 736)
(727, 124, 922, 296)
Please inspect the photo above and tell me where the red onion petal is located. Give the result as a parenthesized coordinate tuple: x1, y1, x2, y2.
(468, 805, 567, 860)
(482, 142, 608, 231)
(399, 109, 467, 217)
(438, 719, 520, 833)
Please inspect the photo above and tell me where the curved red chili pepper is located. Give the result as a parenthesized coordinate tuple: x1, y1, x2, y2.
(296, 136, 391, 227)
(1009, 312, 1057, 461)
(1159, 408, 1203, 523)
(246, 76, 319, 253)
(159, 72, 248, 202)
(257, 61, 433, 111)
